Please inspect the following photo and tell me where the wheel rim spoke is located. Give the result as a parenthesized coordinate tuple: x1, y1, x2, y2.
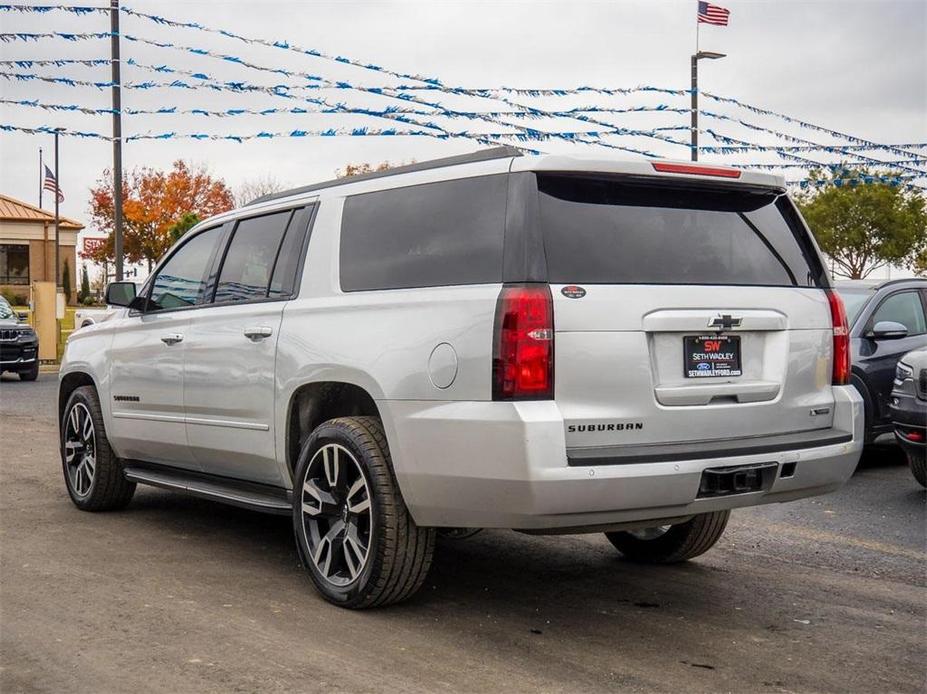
(300, 443, 372, 587)
(346, 477, 370, 514)
(323, 446, 339, 489)
(63, 402, 95, 498)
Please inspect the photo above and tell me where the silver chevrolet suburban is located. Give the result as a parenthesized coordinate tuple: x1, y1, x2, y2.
(59, 148, 863, 608)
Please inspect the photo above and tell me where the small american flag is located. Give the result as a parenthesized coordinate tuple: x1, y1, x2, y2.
(43, 165, 64, 204)
(698, 1, 730, 26)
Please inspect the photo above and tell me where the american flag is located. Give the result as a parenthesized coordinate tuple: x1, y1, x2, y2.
(43, 165, 64, 204)
(698, 1, 730, 26)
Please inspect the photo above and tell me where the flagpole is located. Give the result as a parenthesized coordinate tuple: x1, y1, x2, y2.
(696, 2, 700, 54)
(39, 148, 43, 209)
(54, 129, 61, 289)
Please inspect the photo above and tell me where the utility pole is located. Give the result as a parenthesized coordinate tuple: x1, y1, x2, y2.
(690, 51, 725, 162)
(111, 0, 124, 282)
(690, 55, 698, 162)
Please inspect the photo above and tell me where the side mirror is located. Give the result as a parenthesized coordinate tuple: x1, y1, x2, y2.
(870, 320, 908, 340)
(104, 281, 137, 308)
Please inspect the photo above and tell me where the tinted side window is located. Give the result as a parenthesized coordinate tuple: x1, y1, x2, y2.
(269, 206, 314, 299)
(340, 175, 507, 291)
(149, 226, 223, 311)
(214, 210, 293, 304)
(537, 175, 822, 287)
(872, 291, 926, 335)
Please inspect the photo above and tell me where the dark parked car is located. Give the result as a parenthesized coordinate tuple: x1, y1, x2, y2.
(834, 278, 927, 444)
(889, 347, 926, 487)
(0, 296, 39, 381)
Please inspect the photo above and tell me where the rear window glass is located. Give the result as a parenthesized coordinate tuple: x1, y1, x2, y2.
(215, 210, 293, 304)
(340, 175, 507, 291)
(537, 175, 823, 287)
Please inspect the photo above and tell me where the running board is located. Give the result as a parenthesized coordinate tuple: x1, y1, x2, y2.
(123, 463, 293, 515)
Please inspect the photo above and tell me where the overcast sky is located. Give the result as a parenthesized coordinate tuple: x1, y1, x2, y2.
(1, 0, 925, 239)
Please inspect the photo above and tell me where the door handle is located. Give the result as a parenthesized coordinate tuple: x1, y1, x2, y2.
(160, 333, 184, 345)
(243, 326, 273, 340)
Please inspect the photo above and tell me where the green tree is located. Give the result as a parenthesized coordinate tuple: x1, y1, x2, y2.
(911, 247, 927, 277)
(796, 168, 927, 279)
(62, 258, 72, 304)
(168, 212, 201, 243)
(79, 265, 91, 303)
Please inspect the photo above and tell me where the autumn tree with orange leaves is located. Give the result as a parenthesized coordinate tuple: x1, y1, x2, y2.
(87, 160, 234, 270)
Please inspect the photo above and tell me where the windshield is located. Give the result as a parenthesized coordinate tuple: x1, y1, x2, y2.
(0, 298, 14, 320)
(835, 288, 874, 326)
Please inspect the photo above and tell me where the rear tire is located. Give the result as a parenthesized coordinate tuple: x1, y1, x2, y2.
(908, 451, 927, 488)
(60, 386, 136, 511)
(293, 416, 435, 608)
(605, 511, 730, 563)
(19, 361, 39, 381)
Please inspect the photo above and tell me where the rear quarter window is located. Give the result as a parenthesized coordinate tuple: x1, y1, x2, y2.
(537, 174, 824, 287)
(339, 175, 508, 291)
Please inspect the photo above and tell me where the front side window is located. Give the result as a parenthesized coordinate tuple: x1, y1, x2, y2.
(0, 244, 29, 285)
(214, 210, 293, 304)
(871, 291, 927, 335)
(148, 226, 222, 311)
(836, 288, 875, 327)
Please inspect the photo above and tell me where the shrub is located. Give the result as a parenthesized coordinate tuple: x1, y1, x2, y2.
(62, 259, 72, 304)
(1, 289, 28, 306)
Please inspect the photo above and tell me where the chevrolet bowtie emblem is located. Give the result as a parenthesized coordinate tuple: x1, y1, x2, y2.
(708, 314, 742, 330)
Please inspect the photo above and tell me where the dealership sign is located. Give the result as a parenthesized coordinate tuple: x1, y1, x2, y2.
(81, 237, 106, 259)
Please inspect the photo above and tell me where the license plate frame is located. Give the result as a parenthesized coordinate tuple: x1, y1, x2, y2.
(684, 334, 742, 378)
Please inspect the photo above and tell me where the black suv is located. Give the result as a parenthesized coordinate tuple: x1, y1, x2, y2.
(834, 278, 927, 444)
(890, 347, 926, 486)
(0, 296, 39, 381)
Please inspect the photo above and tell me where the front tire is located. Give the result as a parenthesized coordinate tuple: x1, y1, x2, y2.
(60, 386, 135, 511)
(293, 416, 435, 608)
(19, 360, 39, 381)
(605, 511, 730, 563)
(908, 451, 927, 488)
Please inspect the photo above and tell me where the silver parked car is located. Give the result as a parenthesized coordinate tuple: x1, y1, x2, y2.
(59, 148, 863, 608)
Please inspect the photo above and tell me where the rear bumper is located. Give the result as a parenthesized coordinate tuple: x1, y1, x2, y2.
(382, 385, 864, 530)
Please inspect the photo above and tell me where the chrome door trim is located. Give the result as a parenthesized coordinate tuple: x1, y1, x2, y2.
(112, 411, 270, 431)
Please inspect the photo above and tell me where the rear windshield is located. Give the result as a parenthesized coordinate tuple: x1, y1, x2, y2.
(537, 174, 824, 287)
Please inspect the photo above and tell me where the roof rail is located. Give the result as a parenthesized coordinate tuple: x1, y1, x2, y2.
(876, 277, 927, 289)
(247, 146, 523, 206)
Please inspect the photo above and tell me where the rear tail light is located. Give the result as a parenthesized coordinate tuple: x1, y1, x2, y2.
(901, 429, 925, 443)
(493, 284, 554, 400)
(826, 289, 851, 386)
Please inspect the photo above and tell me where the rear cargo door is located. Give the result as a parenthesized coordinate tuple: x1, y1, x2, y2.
(536, 174, 836, 450)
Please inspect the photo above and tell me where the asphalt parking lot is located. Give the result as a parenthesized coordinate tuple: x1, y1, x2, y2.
(1, 373, 924, 693)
